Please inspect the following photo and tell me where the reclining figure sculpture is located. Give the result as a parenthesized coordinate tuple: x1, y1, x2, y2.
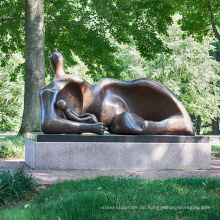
(40, 52, 195, 135)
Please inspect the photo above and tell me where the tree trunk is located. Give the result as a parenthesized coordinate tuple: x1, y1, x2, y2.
(212, 118, 219, 135)
(19, 0, 45, 134)
(195, 115, 201, 135)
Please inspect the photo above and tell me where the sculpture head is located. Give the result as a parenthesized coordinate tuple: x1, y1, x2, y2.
(49, 51, 64, 76)
(56, 99, 67, 111)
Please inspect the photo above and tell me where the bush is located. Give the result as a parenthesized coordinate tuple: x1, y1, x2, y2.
(0, 135, 25, 158)
(0, 170, 38, 206)
(0, 52, 24, 132)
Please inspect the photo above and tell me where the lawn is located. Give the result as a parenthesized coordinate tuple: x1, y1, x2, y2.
(0, 176, 219, 219)
(212, 146, 220, 152)
(0, 136, 219, 219)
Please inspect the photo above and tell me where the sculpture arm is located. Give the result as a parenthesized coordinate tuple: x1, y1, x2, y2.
(56, 99, 99, 123)
(77, 113, 92, 118)
(66, 109, 98, 123)
(40, 89, 104, 134)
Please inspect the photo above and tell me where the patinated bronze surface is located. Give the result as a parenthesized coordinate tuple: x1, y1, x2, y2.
(40, 52, 195, 135)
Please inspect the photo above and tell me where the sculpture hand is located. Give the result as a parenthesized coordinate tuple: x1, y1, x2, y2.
(93, 122, 105, 135)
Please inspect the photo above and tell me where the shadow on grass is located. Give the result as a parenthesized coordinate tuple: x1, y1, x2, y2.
(0, 176, 219, 219)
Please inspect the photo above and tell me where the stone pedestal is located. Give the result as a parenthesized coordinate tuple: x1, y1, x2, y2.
(25, 133, 211, 170)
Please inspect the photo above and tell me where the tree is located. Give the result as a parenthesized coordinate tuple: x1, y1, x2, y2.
(210, 41, 220, 134)
(18, 0, 45, 133)
(0, 53, 24, 131)
(0, 0, 177, 79)
(143, 17, 220, 130)
(101, 16, 220, 131)
(178, 0, 220, 134)
(0, 0, 219, 133)
(178, 0, 220, 42)
(0, 0, 177, 132)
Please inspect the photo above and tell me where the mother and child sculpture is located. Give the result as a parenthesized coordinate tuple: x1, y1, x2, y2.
(40, 52, 195, 136)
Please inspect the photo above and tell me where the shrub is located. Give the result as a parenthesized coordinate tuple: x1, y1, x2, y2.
(0, 135, 25, 158)
(0, 170, 38, 206)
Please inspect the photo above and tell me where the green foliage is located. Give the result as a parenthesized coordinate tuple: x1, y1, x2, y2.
(43, 0, 180, 81)
(178, 0, 220, 41)
(0, 0, 25, 68)
(1, 1, 220, 130)
(0, 52, 24, 131)
(113, 17, 220, 122)
(210, 40, 220, 61)
(0, 0, 219, 80)
(113, 40, 147, 81)
(0, 0, 178, 81)
(200, 125, 212, 135)
(65, 51, 95, 84)
(44, 0, 178, 80)
(212, 145, 220, 151)
(212, 145, 220, 157)
(0, 170, 38, 206)
(0, 135, 25, 158)
(0, 177, 219, 219)
(146, 17, 220, 121)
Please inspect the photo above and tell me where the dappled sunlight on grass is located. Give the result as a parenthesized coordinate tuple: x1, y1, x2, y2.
(0, 176, 219, 219)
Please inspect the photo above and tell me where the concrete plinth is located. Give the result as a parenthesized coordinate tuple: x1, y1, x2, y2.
(25, 133, 211, 170)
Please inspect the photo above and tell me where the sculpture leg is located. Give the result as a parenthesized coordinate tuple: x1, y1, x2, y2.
(109, 112, 194, 135)
(42, 119, 105, 135)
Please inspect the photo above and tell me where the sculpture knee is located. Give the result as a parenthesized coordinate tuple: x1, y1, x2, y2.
(109, 112, 143, 134)
(41, 119, 59, 134)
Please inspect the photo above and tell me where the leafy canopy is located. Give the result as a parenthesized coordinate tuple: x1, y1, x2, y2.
(112, 15, 220, 121)
(0, 1, 219, 130)
(1, 0, 219, 80)
(0, 0, 179, 80)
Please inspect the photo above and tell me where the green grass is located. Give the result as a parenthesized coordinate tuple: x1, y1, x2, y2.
(0, 176, 219, 219)
(0, 135, 25, 158)
(0, 170, 38, 206)
(212, 146, 220, 152)
(211, 146, 220, 157)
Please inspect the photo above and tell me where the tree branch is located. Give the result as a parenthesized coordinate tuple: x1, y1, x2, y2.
(0, 17, 25, 22)
(0, 17, 80, 26)
(208, 0, 220, 41)
(1, 5, 128, 25)
(44, 20, 81, 26)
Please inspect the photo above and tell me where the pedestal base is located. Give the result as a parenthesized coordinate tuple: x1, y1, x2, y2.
(25, 133, 211, 170)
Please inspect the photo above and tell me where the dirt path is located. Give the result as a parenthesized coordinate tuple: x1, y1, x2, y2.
(0, 157, 219, 185)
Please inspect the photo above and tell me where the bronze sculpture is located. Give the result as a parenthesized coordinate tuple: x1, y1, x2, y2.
(40, 52, 195, 135)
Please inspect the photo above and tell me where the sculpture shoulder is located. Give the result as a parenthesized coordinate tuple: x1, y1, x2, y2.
(41, 80, 69, 91)
(55, 74, 86, 84)
(41, 75, 88, 91)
